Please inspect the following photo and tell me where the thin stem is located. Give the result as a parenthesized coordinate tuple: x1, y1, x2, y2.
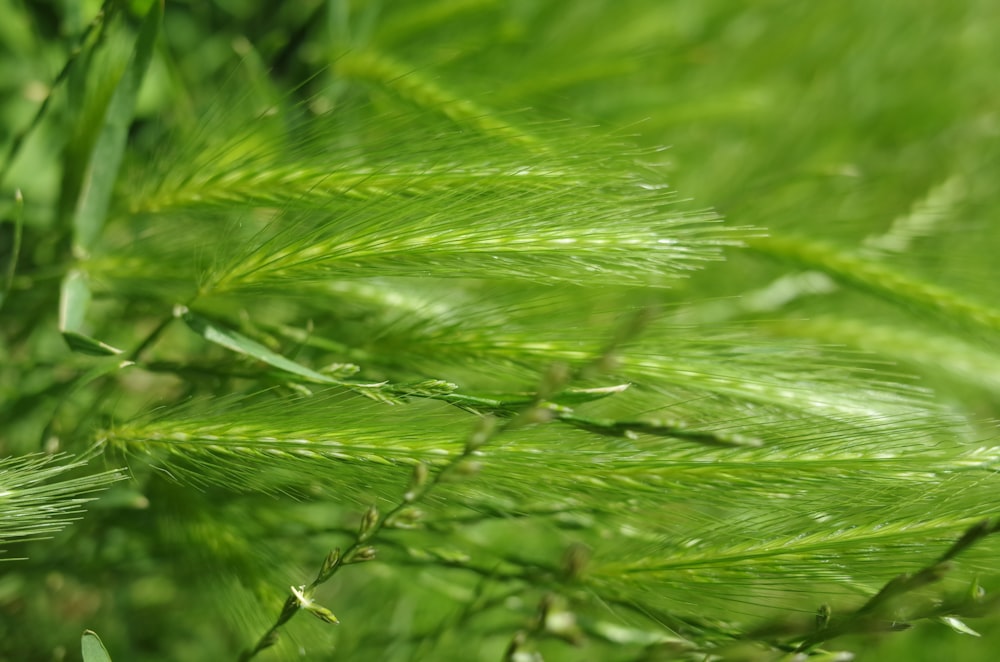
(237, 415, 499, 661)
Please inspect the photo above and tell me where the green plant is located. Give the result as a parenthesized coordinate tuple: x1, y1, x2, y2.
(3, 1, 1000, 660)
(82, 631, 112, 662)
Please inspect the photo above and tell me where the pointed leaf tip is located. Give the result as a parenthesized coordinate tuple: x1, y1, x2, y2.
(59, 271, 124, 355)
(180, 309, 340, 384)
(81, 630, 113, 662)
(939, 616, 981, 637)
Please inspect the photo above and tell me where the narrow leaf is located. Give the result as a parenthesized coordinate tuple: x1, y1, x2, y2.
(176, 307, 339, 384)
(81, 630, 113, 662)
(62, 331, 125, 356)
(549, 384, 631, 405)
(58, 270, 123, 355)
(938, 616, 981, 637)
(59, 269, 90, 335)
(72, 0, 162, 254)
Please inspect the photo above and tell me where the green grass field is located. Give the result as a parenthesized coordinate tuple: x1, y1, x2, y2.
(3, 1, 1000, 660)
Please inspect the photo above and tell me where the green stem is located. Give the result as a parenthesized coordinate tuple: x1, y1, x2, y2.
(749, 235, 1000, 336)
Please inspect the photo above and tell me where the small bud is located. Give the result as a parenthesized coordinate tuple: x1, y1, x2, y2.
(386, 507, 424, 529)
(322, 362, 360, 378)
(358, 504, 379, 541)
(290, 585, 312, 607)
(308, 604, 340, 625)
(346, 546, 377, 564)
(404, 463, 429, 502)
(969, 578, 986, 602)
(317, 548, 341, 582)
(285, 383, 313, 397)
(290, 585, 339, 625)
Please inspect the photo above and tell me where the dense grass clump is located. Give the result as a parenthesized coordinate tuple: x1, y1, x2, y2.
(3, 1, 1000, 660)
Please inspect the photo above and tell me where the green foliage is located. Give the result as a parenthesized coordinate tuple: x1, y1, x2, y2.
(3, 1, 1000, 660)
(82, 630, 113, 662)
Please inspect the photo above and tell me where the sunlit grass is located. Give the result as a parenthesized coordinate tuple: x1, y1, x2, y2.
(2, 1, 1000, 660)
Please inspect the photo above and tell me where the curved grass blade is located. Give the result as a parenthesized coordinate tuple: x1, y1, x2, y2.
(71, 0, 162, 255)
(176, 306, 349, 386)
(0, 5, 109, 189)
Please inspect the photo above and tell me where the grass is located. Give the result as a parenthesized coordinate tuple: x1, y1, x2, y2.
(2, 1, 1000, 660)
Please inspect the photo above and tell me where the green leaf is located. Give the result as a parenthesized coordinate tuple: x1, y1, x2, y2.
(58, 270, 123, 355)
(59, 269, 90, 335)
(176, 306, 340, 385)
(81, 630, 113, 662)
(938, 616, 981, 637)
(71, 0, 162, 255)
(62, 331, 125, 356)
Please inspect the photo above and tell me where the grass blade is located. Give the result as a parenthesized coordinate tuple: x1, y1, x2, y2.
(0, 5, 109, 190)
(71, 0, 162, 255)
(81, 630, 113, 662)
(58, 270, 123, 355)
(177, 306, 341, 385)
